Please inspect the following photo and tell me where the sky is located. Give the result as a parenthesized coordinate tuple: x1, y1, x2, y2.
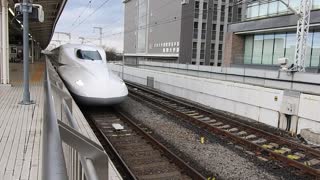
(48, 0, 124, 52)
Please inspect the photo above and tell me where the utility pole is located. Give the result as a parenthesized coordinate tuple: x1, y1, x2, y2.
(79, 37, 85, 44)
(21, 0, 33, 105)
(93, 27, 103, 46)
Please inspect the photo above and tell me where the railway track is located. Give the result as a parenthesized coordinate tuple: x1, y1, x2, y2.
(126, 81, 320, 179)
(84, 107, 206, 180)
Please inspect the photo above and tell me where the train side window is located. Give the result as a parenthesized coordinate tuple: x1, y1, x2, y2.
(76, 50, 83, 59)
(76, 49, 102, 60)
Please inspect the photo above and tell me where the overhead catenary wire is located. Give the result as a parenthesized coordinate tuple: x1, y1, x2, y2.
(82, 0, 273, 45)
(70, 0, 93, 27)
(69, 0, 113, 32)
(101, 0, 175, 31)
(99, 0, 251, 40)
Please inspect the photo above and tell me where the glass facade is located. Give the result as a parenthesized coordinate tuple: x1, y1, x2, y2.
(137, 0, 146, 53)
(246, 0, 320, 19)
(244, 31, 320, 67)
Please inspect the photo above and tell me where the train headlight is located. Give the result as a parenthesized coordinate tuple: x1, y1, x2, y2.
(75, 80, 84, 87)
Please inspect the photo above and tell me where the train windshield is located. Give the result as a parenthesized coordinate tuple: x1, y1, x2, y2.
(76, 50, 102, 61)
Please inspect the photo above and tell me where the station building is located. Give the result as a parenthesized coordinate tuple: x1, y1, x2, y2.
(224, 0, 320, 71)
(123, 0, 241, 66)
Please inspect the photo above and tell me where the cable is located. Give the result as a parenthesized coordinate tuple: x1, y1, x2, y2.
(100, 0, 249, 39)
(71, 0, 93, 27)
(101, 0, 254, 36)
(70, 0, 113, 32)
(100, 0, 174, 33)
(82, 0, 265, 45)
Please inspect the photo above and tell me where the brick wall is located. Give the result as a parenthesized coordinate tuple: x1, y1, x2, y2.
(223, 32, 244, 66)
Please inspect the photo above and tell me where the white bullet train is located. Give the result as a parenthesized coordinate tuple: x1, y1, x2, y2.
(51, 44, 128, 105)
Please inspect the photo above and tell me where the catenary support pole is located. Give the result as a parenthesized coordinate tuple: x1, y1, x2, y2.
(22, 0, 32, 104)
(122, 51, 124, 79)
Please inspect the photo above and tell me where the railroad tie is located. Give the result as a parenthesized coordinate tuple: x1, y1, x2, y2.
(198, 117, 210, 121)
(227, 128, 239, 133)
(304, 159, 320, 166)
(251, 138, 267, 144)
(236, 131, 247, 136)
(244, 134, 257, 140)
(262, 143, 279, 149)
(211, 122, 223, 126)
(217, 125, 231, 129)
(274, 147, 291, 155)
(193, 115, 205, 119)
(186, 112, 200, 116)
(287, 152, 305, 160)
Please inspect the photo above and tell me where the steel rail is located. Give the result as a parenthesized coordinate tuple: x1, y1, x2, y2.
(85, 108, 206, 180)
(126, 81, 320, 178)
(115, 110, 206, 180)
(85, 112, 138, 180)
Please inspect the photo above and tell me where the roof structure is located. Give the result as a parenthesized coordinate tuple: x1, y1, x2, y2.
(10, 0, 68, 48)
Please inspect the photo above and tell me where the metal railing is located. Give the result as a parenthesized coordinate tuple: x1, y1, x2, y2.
(43, 57, 116, 180)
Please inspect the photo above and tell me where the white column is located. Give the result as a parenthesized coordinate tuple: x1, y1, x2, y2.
(1, 0, 9, 84)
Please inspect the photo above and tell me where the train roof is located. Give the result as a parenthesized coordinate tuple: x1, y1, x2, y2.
(58, 44, 104, 51)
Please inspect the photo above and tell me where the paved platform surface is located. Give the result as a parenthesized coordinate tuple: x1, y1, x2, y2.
(0, 62, 44, 180)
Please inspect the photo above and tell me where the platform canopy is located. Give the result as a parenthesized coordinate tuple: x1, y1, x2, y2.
(10, 0, 68, 49)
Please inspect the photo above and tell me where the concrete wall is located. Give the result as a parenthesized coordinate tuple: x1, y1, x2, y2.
(109, 63, 320, 139)
(123, 0, 182, 55)
(123, 0, 138, 54)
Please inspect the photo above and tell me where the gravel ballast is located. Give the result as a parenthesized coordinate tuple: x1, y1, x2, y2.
(117, 97, 309, 180)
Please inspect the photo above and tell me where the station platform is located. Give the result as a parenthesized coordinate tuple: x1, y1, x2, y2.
(0, 62, 44, 180)
(0, 61, 117, 180)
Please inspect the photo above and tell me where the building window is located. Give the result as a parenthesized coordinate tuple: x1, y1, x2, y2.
(193, 22, 198, 39)
(221, 5, 225, 21)
(219, 25, 224, 41)
(203, 2, 208, 19)
(237, 7, 242, 21)
(285, 33, 296, 65)
(192, 42, 197, 59)
(195, 1, 200, 19)
(200, 42, 205, 59)
(210, 43, 215, 60)
(202, 23, 206, 39)
(192, 61, 196, 65)
(218, 44, 223, 60)
(228, 7, 233, 22)
(273, 33, 286, 65)
(262, 34, 274, 64)
(311, 31, 320, 67)
(200, 62, 204, 65)
(244, 35, 253, 64)
(252, 35, 263, 64)
(243, 31, 319, 68)
(213, 4, 218, 20)
(212, 24, 216, 40)
(246, 0, 320, 20)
